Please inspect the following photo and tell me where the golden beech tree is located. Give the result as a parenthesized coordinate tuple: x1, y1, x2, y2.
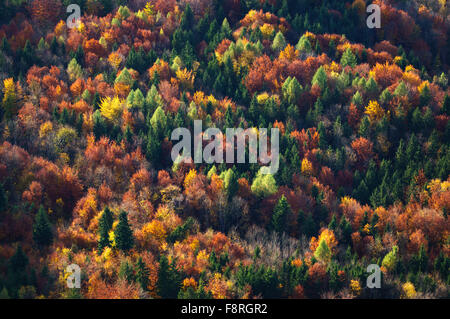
(99, 96, 126, 123)
(365, 100, 385, 123)
(2, 78, 17, 119)
(279, 44, 299, 61)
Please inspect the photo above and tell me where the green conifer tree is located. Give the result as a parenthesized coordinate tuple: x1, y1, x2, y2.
(114, 211, 133, 252)
(33, 206, 53, 248)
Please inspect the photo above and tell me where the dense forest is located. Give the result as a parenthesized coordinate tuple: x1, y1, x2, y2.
(0, 0, 448, 299)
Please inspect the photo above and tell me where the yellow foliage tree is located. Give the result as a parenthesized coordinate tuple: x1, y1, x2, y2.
(402, 282, 417, 299)
(365, 100, 385, 123)
(2, 78, 17, 119)
(350, 279, 362, 296)
(279, 44, 299, 61)
(182, 277, 197, 290)
(184, 169, 197, 189)
(108, 52, 123, 70)
(260, 23, 274, 39)
(143, 2, 155, 16)
(39, 121, 53, 138)
(301, 158, 313, 176)
(176, 68, 195, 90)
(99, 96, 125, 122)
(310, 228, 338, 253)
(142, 219, 167, 242)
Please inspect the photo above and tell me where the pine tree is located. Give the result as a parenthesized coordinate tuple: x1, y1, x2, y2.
(124, 125, 133, 145)
(97, 207, 114, 254)
(318, 121, 327, 149)
(0, 287, 9, 299)
(50, 36, 58, 54)
(92, 110, 106, 140)
(283, 77, 302, 105)
(340, 48, 357, 68)
(382, 245, 399, 271)
(415, 244, 428, 273)
(9, 245, 28, 271)
(296, 34, 312, 53)
(358, 116, 370, 137)
(312, 66, 327, 90)
(272, 31, 286, 52)
(135, 257, 149, 291)
(339, 216, 352, 244)
(157, 255, 182, 298)
(118, 259, 135, 283)
(224, 105, 233, 128)
(411, 107, 423, 132)
(1, 37, 11, 55)
(180, 3, 194, 30)
(146, 125, 161, 165)
(314, 239, 331, 263)
(442, 94, 450, 116)
(223, 168, 238, 200)
(365, 77, 379, 96)
(419, 83, 431, 106)
(272, 195, 291, 234)
(114, 211, 133, 252)
(33, 206, 53, 248)
(0, 183, 7, 213)
(221, 18, 232, 38)
(328, 214, 337, 230)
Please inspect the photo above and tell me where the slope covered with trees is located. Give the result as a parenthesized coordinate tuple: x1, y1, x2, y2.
(0, 0, 448, 299)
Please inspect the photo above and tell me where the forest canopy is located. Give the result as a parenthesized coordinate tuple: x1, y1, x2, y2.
(0, 0, 448, 299)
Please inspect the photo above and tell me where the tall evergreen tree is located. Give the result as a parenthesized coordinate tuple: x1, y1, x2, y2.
(157, 255, 182, 298)
(114, 211, 133, 252)
(272, 31, 286, 52)
(442, 94, 450, 116)
(97, 207, 114, 254)
(33, 206, 53, 248)
(0, 183, 7, 213)
(272, 195, 291, 234)
(340, 47, 357, 68)
(135, 257, 149, 291)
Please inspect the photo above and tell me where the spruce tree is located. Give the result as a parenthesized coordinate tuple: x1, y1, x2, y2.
(340, 48, 357, 68)
(0, 183, 7, 213)
(314, 239, 331, 263)
(328, 214, 337, 230)
(157, 255, 182, 298)
(10, 245, 28, 271)
(223, 168, 238, 201)
(272, 31, 286, 52)
(118, 259, 134, 283)
(312, 66, 327, 90)
(296, 34, 312, 53)
(146, 125, 161, 165)
(114, 211, 133, 252)
(317, 121, 327, 149)
(0, 287, 9, 299)
(135, 257, 149, 291)
(97, 207, 114, 254)
(442, 94, 450, 116)
(33, 206, 53, 248)
(272, 195, 291, 234)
